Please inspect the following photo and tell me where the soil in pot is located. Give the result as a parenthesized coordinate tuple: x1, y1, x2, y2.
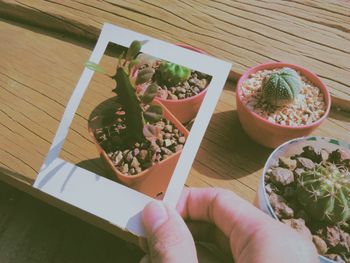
(265, 146, 350, 262)
(240, 68, 326, 126)
(90, 100, 187, 177)
(136, 55, 212, 101)
(154, 69, 210, 100)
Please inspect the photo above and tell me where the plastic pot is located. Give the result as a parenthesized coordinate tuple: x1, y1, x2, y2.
(257, 136, 350, 263)
(236, 62, 331, 148)
(89, 99, 189, 198)
(156, 43, 208, 124)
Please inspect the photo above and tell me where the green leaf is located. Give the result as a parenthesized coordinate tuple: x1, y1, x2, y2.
(144, 105, 163, 123)
(136, 68, 155, 86)
(114, 67, 144, 143)
(126, 40, 142, 61)
(141, 83, 159, 104)
(85, 61, 106, 74)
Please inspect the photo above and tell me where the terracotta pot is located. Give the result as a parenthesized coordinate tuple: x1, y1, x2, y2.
(89, 100, 189, 198)
(156, 43, 208, 124)
(256, 136, 350, 263)
(236, 62, 331, 148)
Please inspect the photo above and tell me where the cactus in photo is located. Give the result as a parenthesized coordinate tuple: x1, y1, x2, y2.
(296, 163, 350, 224)
(262, 67, 302, 107)
(158, 61, 191, 86)
(86, 40, 162, 146)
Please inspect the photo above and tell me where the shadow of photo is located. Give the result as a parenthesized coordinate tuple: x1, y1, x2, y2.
(193, 109, 272, 180)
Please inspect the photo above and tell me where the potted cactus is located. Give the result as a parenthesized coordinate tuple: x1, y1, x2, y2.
(135, 44, 211, 124)
(257, 136, 350, 262)
(261, 67, 302, 107)
(236, 62, 331, 148)
(86, 41, 189, 198)
(297, 163, 350, 224)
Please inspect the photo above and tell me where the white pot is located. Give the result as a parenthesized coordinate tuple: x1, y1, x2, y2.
(257, 136, 350, 263)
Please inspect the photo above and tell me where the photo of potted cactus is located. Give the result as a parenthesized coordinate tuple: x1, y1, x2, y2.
(135, 44, 211, 124)
(86, 40, 189, 197)
(236, 62, 331, 148)
(257, 136, 350, 262)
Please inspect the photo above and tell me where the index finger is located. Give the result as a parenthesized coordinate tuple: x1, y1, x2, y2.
(176, 187, 272, 255)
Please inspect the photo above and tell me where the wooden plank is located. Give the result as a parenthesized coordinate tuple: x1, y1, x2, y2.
(0, 1, 348, 261)
(1, 19, 350, 204)
(0, 0, 349, 110)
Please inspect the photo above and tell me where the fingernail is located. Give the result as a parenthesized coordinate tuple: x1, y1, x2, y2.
(139, 255, 150, 263)
(142, 201, 168, 234)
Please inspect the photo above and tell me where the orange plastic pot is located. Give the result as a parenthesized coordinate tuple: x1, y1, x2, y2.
(89, 100, 189, 198)
(236, 62, 331, 148)
(156, 44, 208, 124)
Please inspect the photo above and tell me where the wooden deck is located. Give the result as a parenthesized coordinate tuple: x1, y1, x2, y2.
(0, 1, 350, 262)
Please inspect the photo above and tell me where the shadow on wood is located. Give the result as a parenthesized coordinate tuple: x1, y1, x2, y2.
(329, 109, 350, 123)
(193, 109, 271, 180)
(0, 167, 143, 263)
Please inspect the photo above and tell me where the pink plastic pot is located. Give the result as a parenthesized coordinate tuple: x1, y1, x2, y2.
(89, 100, 189, 198)
(156, 44, 208, 124)
(236, 62, 331, 148)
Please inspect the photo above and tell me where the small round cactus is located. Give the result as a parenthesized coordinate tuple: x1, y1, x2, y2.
(262, 67, 302, 107)
(296, 163, 350, 224)
(158, 61, 191, 86)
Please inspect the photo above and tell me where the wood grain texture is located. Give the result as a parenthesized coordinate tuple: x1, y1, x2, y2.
(0, 1, 348, 261)
(1, 0, 349, 110)
(1, 19, 350, 205)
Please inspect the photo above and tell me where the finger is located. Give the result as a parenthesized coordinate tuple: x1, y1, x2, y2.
(177, 187, 272, 233)
(142, 201, 198, 263)
(139, 255, 150, 263)
(177, 188, 318, 263)
(186, 221, 231, 255)
(196, 242, 233, 263)
(138, 237, 148, 253)
(176, 188, 273, 256)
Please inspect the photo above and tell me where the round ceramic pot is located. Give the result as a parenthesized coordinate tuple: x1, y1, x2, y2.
(257, 136, 350, 263)
(236, 62, 331, 148)
(89, 99, 189, 198)
(156, 43, 208, 124)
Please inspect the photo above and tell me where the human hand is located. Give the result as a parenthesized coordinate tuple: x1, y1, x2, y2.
(140, 187, 318, 263)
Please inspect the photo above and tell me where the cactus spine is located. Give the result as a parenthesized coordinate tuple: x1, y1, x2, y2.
(296, 163, 350, 224)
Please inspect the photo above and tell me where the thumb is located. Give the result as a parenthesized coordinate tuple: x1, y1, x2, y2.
(141, 201, 198, 263)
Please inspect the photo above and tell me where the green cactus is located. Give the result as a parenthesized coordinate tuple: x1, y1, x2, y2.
(296, 163, 350, 224)
(262, 67, 302, 107)
(158, 61, 191, 86)
(112, 67, 144, 144)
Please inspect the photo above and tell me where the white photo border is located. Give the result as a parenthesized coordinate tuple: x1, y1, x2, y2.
(34, 23, 232, 237)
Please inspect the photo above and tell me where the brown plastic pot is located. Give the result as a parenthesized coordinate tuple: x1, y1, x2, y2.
(89, 99, 189, 198)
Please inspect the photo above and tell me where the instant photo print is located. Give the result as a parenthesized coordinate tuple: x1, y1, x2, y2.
(34, 23, 231, 237)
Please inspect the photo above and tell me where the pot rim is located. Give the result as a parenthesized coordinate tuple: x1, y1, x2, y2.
(88, 99, 190, 181)
(261, 135, 350, 263)
(236, 62, 331, 130)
